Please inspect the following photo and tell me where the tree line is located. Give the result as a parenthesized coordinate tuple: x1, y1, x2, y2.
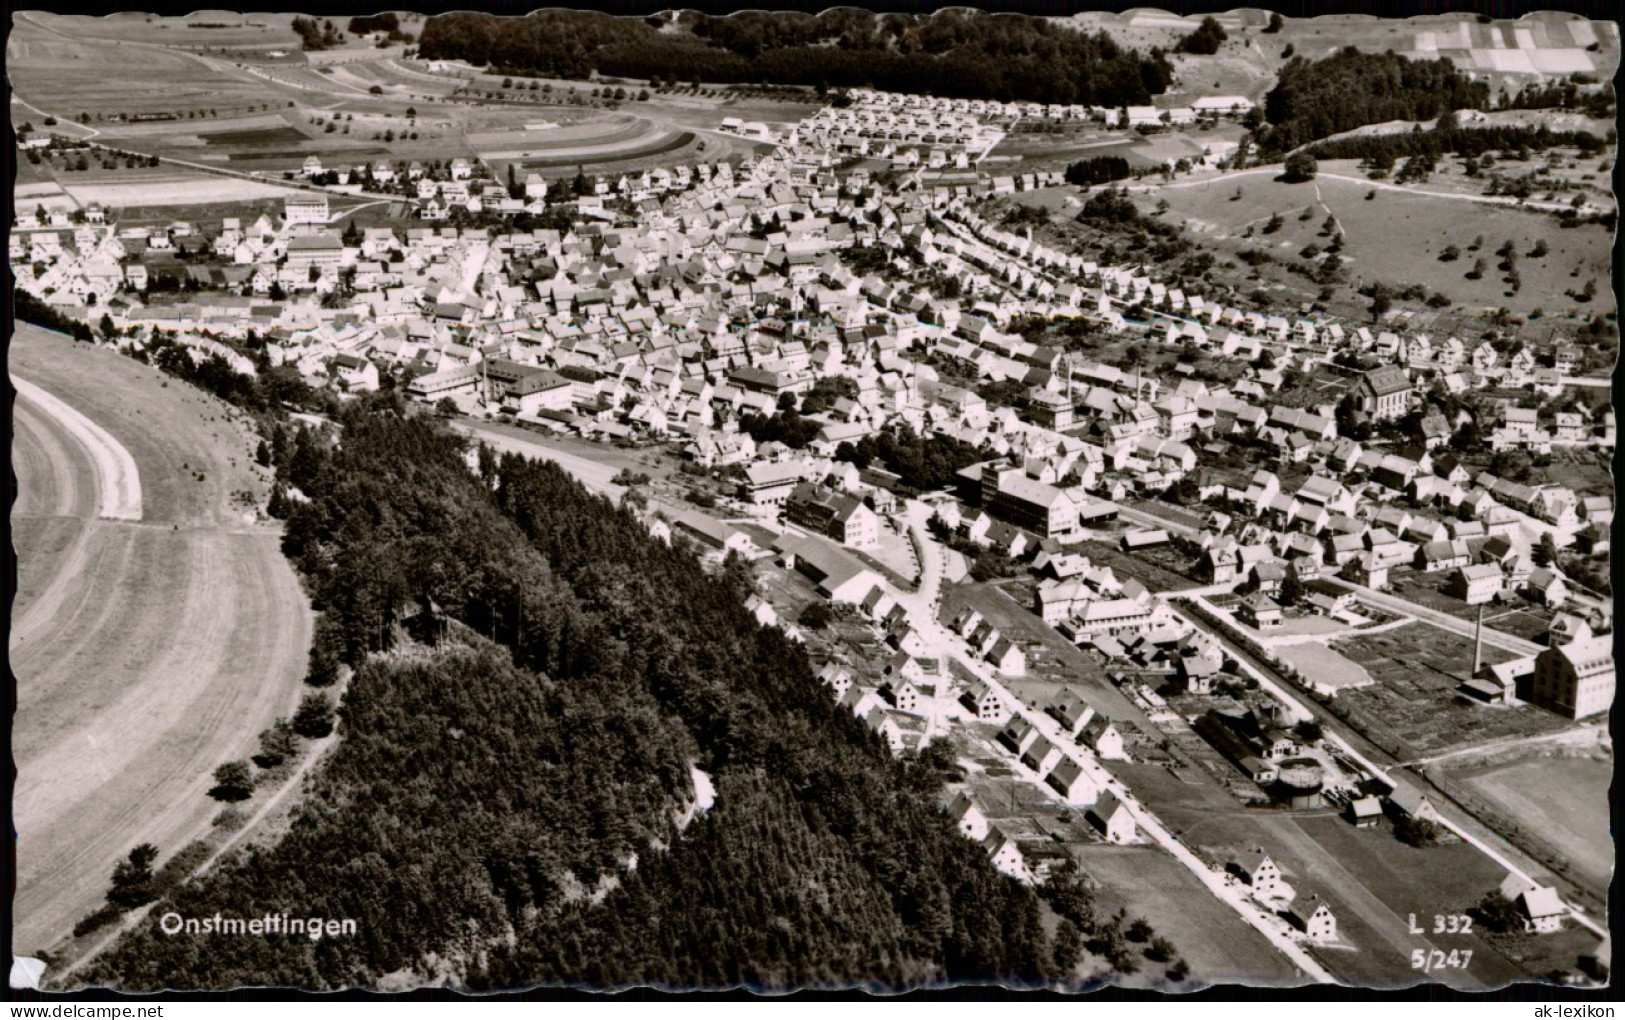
(85, 385, 1069, 990)
(833, 423, 986, 494)
(13, 288, 95, 342)
(418, 9, 1173, 106)
(1063, 155, 1132, 188)
(290, 16, 341, 52)
(1300, 121, 1608, 163)
(1257, 47, 1492, 155)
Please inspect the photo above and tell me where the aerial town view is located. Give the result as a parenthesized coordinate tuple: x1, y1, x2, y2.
(7, 4, 1617, 998)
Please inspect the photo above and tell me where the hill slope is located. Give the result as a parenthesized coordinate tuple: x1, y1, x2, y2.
(85, 398, 1057, 991)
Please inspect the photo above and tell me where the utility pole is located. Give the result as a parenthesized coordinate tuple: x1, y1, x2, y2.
(1471, 602, 1484, 679)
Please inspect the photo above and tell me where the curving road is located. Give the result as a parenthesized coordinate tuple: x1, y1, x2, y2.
(12, 376, 141, 521)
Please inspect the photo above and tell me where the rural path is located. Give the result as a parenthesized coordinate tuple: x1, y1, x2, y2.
(1317, 579, 1542, 657)
(1401, 725, 1608, 769)
(58, 718, 342, 987)
(1128, 165, 1582, 214)
(11, 375, 142, 521)
(10, 95, 100, 139)
(450, 420, 627, 500)
(326, 199, 395, 223)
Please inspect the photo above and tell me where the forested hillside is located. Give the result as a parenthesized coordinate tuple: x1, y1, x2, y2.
(418, 9, 1172, 106)
(1258, 48, 1492, 154)
(87, 395, 1059, 990)
(1300, 121, 1608, 162)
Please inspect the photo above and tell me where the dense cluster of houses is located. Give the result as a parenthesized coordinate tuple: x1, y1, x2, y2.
(794, 498, 1158, 884)
(791, 92, 1007, 167)
(15, 94, 1613, 737)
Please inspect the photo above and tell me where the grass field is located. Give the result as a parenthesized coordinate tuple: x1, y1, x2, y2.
(1450, 754, 1613, 894)
(10, 323, 313, 956)
(1138, 163, 1615, 320)
(1116, 759, 1538, 988)
(1070, 844, 1306, 987)
(1276, 642, 1375, 691)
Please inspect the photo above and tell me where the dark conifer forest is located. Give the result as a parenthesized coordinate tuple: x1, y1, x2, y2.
(87, 394, 1058, 990)
(1257, 48, 1493, 155)
(418, 9, 1172, 106)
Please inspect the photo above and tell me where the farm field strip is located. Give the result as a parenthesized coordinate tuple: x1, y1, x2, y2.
(16, 181, 71, 198)
(497, 132, 694, 165)
(96, 113, 294, 139)
(10, 324, 314, 957)
(12, 375, 143, 521)
(1451, 756, 1614, 893)
(464, 116, 649, 148)
(61, 177, 308, 207)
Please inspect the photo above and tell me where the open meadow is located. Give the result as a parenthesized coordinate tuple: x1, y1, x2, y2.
(1134, 163, 1615, 320)
(1448, 753, 1613, 895)
(1069, 844, 1304, 986)
(10, 323, 313, 956)
(1276, 642, 1376, 692)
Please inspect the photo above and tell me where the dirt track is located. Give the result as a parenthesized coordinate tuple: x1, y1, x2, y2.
(10, 323, 313, 956)
(12, 375, 141, 520)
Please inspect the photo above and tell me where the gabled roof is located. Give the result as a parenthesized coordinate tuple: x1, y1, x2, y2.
(1518, 885, 1565, 919)
(1362, 365, 1411, 396)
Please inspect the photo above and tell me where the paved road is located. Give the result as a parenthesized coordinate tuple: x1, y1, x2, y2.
(1318, 578, 1542, 657)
